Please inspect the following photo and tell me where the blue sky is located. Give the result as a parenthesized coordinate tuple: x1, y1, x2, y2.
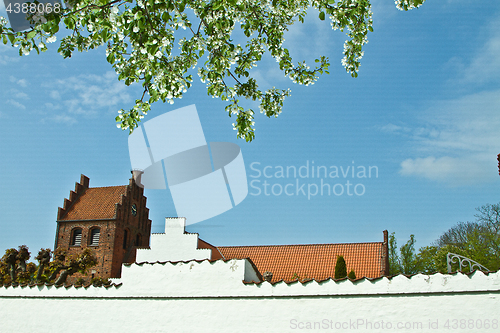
(0, 1, 499, 256)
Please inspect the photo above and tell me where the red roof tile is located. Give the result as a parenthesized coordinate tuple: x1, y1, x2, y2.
(217, 242, 385, 283)
(59, 186, 127, 221)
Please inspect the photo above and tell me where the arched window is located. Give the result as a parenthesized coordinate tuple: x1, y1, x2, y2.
(135, 233, 142, 246)
(71, 228, 82, 246)
(89, 228, 100, 246)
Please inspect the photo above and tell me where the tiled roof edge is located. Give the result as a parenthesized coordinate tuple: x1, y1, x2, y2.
(242, 276, 377, 286)
(217, 241, 385, 248)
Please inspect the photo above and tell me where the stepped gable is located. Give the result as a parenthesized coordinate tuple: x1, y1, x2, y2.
(57, 175, 128, 221)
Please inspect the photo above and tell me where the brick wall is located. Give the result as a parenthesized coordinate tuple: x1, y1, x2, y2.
(55, 175, 151, 282)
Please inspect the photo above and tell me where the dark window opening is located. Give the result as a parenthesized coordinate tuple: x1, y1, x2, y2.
(123, 229, 128, 249)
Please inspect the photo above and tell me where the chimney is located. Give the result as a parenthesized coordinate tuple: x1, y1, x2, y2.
(382, 230, 390, 276)
(131, 169, 144, 188)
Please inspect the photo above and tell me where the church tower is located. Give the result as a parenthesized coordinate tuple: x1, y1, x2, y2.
(54, 174, 151, 280)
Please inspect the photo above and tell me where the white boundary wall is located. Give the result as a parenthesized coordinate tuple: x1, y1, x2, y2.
(0, 262, 499, 333)
(2, 219, 498, 333)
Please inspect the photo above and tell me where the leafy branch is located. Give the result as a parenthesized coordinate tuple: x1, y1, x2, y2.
(0, 0, 425, 141)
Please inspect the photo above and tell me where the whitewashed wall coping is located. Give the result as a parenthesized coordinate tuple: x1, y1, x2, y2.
(0, 258, 498, 299)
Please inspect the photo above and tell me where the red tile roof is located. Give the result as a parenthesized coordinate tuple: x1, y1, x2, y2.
(59, 186, 127, 221)
(217, 242, 385, 283)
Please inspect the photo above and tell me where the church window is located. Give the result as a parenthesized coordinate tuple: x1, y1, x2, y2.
(90, 228, 100, 246)
(71, 228, 82, 246)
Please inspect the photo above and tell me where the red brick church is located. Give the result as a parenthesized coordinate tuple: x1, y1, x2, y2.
(55, 174, 151, 279)
(55, 174, 389, 283)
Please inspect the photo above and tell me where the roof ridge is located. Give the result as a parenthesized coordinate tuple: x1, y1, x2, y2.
(217, 241, 384, 248)
(86, 184, 128, 189)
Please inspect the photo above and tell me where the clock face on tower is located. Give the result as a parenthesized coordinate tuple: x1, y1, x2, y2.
(131, 204, 137, 216)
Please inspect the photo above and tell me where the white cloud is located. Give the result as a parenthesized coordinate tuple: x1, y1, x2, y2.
(0, 54, 12, 65)
(400, 156, 494, 185)
(49, 71, 133, 116)
(394, 12, 500, 186)
(416, 91, 500, 153)
(52, 114, 77, 124)
(391, 90, 500, 185)
(0, 44, 20, 65)
(38, 71, 135, 124)
(452, 16, 500, 85)
(6, 99, 26, 110)
(9, 76, 28, 87)
(31, 71, 142, 126)
(461, 36, 500, 85)
(378, 123, 411, 134)
(13, 91, 29, 99)
(49, 90, 61, 100)
(44, 102, 60, 110)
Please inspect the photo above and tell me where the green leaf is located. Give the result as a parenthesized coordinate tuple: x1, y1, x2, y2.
(319, 12, 325, 20)
(7, 33, 15, 44)
(32, 42, 40, 54)
(101, 29, 109, 41)
(64, 17, 75, 30)
(26, 31, 36, 40)
(368, 26, 373, 32)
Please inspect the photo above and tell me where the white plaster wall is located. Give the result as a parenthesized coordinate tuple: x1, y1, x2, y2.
(1, 262, 499, 333)
(0, 286, 498, 333)
(2, 218, 498, 332)
(136, 217, 211, 262)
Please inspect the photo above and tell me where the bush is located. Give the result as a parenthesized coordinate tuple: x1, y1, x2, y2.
(90, 277, 112, 287)
(334, 255, 347, 279)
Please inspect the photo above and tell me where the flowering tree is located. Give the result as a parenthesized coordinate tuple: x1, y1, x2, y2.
(0, 0, 425, 141)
